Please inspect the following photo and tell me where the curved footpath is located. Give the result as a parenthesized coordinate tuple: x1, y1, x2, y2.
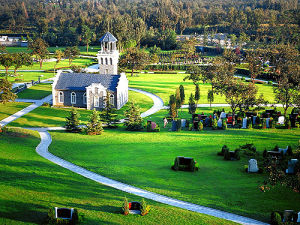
(1, 88, 268, 225)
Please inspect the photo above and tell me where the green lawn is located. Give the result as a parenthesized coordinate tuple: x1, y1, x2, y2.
(0, 127, 235, 225)
(5, 46, 100, 56)
(0, 57, 96, 71)
(2, 71, 55, 83)
(17, 83, 52, 100)
(127, 73, 275, 104)
(10, 90, 153, 128)
(49, 128, 300, 223)
(0, 102, 31, 121)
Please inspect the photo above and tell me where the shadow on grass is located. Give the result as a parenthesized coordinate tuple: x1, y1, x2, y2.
(0, 200, 47, 224)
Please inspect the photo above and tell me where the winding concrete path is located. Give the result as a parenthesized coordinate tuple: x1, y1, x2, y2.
(31, 128, 267, 225)
(0, 94, 52, 127)
(1, 88, 268, 225)
(129, 87, 164, 117)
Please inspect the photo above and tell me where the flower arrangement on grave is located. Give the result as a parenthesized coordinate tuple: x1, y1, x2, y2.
(140, 199, 150, 216)
(122, 197, 130, 215)
(212, 118, 218, 130)
(198, 121, 203, 131)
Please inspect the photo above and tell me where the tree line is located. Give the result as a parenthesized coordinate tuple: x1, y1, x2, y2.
(0, 0, 299, 50)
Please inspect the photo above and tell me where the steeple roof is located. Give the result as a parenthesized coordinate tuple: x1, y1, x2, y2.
(99, 32, 118, 42)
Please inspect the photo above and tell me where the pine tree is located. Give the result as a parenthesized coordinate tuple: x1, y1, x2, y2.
(179, 85, 185, 105)
(169, 94, 177, 119)
(195, 84, 200, 105)
(124, 102, 143, 131)
(86, 109, 103, 135)
(0, 79, 16, 104)
(101, 92, 118, 128)
(122, 197, 129, 215)
(188, 93, 196, 114)
(65, 107, 81, 132)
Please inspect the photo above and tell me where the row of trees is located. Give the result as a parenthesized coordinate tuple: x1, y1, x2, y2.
(183, 44, 299, 124)
(0, 39, 81, 75)
(1, 0, 298, 50)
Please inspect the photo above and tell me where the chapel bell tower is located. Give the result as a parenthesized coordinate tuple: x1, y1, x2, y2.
(97, 32, 119, 75)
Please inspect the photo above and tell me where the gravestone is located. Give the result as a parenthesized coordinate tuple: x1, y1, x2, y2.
(266, 118, 270, 128)
(253, 116, 257, 125)
(283, 210, 294, 222)
(217, 119, 222, 128)
(248, 159, 259, 173)
(242, 118, 247, 129)
(171, 120, 177, 131)
(220, 112, 226, 119)
(286, 159, 299, 174)
(278, 146, 288, 154)
(129, 202, 141, 215)
(55, 207, 74, 220)
(181, 119, 186, 128)
(278, 116, 285, 125)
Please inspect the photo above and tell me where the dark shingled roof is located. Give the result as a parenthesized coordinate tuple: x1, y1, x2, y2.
(55, 73, 121, 92)
(99, 32, 118, 42)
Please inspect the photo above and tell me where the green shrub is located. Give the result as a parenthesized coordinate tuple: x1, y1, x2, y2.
(222, 119, 227, 130)
(122, 197, 130, 215)
(218, 145, 229, 156)
(42, 102, 51, 107)
(286, 146, 293, 156)
(212, 118, 218, 130)
(141, 199, 150, 216)
(270, 211, 282, 225)
(263, 149, 268, 158)
(234, 149, 241, 160)
(173, 157, 179, 171)
(198, 121, 203, 131)
(146, 123, 152, 132)
(247, 118, 252, 129)
(224, 149, 231, 160)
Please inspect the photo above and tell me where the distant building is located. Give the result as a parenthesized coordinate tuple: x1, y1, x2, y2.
(0, 36, 28, 47)
(52, 32, 128, 110)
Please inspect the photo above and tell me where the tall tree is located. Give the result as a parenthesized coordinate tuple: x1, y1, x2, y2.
(28, 38, 49, 69)
(64, 46, 80, 65)
(119, 47, 148, 77)
(246, 51, 261, 84)
(188, 93, 196, 114)
(179, 85, 185, 105)
(169, 94, 177, 120)
(0, 79, 16, 104)
(0, 53, 14, 76)
(271, 45, 300, 117)
(54, 49, 63, 74)
(195, 84, 200, 105)
(12, 52, 33, 75)
(207, 89, 214, 108)
(81, 25, 93, 53)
